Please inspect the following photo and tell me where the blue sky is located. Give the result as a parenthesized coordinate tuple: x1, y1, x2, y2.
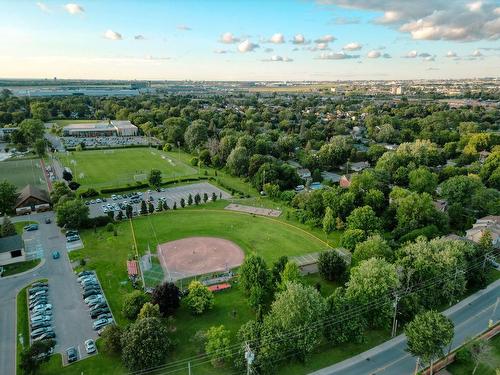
(0, 0, 499, 80)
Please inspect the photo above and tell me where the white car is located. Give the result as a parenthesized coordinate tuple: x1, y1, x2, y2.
(33, 304, 52, 313)
(85, 339, 96, 354)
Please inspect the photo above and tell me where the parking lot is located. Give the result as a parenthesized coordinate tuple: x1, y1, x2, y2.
(87, 182, 231, 218)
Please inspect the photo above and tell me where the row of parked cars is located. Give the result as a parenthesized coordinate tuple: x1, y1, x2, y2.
(66, 230, 80, 243)
(78, 271, 114, 333)
(28, 281, 56, 343)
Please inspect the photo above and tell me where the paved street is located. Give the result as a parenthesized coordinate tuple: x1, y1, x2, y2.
(310, 279, 500, 375)
(0, 212, 98, 375)
(86, 182, 231, 218)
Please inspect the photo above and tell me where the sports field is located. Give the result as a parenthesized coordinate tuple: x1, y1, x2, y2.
(57, 148, 197, 189)
(0, 159, 46, 189)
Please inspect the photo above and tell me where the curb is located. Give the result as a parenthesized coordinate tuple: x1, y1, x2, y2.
(1, 258, 46, 280)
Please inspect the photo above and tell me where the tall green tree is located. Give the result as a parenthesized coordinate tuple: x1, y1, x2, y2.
(55, 199, 89, 229)
(148, 169, 162, 189)
(185, 281, 214, 315)
(322, 206, 335, 237)
(151, 282, 180, 316)
(0, 180, 18, 215)
(19, 339, 55, 375)
(352, 234, 393, 266)
(318, 250, 347, 282)
(405, 311, 454, 374)
(346, 205, 381, 234)
(1, 216, 16, 237)
(121, 317, 172, 371)
(205, 325, 232, 367)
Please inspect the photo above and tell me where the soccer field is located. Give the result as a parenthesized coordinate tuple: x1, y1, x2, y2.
(57, 148, 197, 190)
(0, 159, 46, 189)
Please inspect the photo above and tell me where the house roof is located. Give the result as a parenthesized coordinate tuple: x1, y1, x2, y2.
(339, 175, 351, 188)
(16, 185, 50, 208)
(0, 234, 23, 254)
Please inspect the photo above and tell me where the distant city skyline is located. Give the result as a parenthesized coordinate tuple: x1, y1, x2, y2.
(0, 0, 499, 80)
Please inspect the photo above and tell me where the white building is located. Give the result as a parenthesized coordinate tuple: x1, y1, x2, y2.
(62, 120, 138, 137)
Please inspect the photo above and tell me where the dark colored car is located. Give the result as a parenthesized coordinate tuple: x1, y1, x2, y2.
(31, 282, 48, 288)
(90, 307, 110, 319)
(30, 321, 51, 330)
(44, 217, 51, 224)
(77, 270, 93, 277)
(90, 302, 108, 311)
(66, 347, 78, 363)
(82, 289, 101, 299)
(33, 331, 55, 342)
(29, 286, 48, 295)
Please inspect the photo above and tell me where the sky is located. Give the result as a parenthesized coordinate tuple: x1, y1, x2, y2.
(0, 0, 499, 81)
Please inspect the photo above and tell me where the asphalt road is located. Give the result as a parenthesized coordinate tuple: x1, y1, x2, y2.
(310, 279, 500, 375)
(0, 212, 98, 375)
(86, 182, 231, 218)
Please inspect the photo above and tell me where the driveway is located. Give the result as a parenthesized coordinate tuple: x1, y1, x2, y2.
(0, 212, 98, 375)
(87, 182, 231, 218)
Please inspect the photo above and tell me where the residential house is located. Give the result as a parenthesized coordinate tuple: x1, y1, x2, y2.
(465, 216, 500, 248)
(0, 235, 25, 266)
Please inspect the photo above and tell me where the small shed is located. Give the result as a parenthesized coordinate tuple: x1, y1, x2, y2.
(127, 260, 139, 277)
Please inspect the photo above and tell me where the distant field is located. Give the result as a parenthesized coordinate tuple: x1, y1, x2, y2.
(57, 148, 197, 190)
(0, 159, 46, 189)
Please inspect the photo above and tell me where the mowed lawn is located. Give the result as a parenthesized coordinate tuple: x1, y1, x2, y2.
(57, 148, 197, 189)
(0, 159, 46, 189)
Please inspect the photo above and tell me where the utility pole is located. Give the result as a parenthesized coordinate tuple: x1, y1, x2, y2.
(489, 297, 499, 328)
(244, 342, 255, 375)
(188, 361, 191, 375)
(391, 292, 400, 338)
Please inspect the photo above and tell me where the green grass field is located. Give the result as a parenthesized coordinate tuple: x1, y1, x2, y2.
(2, 259, 41, 277)
(56, 148, 197, 190)
(0, 159, 46, 189)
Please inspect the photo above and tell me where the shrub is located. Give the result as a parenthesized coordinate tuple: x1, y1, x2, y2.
(105, 223, 114, 232)
(318, 250, 348, 282)
(121, 291, 149, 320)
(185, 281, 214, 315)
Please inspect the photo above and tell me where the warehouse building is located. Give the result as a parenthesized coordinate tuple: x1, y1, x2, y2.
(62, 120, 138, 137)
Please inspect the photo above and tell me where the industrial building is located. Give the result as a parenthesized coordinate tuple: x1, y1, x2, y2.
(62, 120, 138, 137)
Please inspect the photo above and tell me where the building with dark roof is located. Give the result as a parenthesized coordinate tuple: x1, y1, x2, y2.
(0, 234, 25, 266)
(15, 185, 50, 213)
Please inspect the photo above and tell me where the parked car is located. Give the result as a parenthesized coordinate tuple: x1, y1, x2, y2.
(29, 290, 47, 300)
(66, 347, 78, 363)
(24, 224, 39, 231)
(44, 218, 51, 224)
(93, 317, 113, 330)
(31, 327, 53, 339)
(33, 331, 55, 342)
(66, 230, 79, 238)
(95, 313, 112, 320)
(84, 294, 103, 304)
(82, 289, 101, 299)
(30, 315, 51, 324)
(33, 304, 52, 313)
(77, 270, 93, 277)
(90, 302, 108, 311)
(31, 321, 51, 330)
(52, 251, 60, 259)
(85, 339, 97, 354)
(90, 307, 110, 319)
(31, 282, 48, 288)
(29, 299, 48, 309)
(29, 287, 48, 295)
(67, 235, 80, 243)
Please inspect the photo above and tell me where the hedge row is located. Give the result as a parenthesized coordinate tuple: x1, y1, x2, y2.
(99, 176, 214, 194)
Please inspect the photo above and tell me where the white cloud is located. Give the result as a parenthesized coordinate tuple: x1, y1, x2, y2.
(446, 51, 457, 57)
(134, 35, 145, 40)
(292, 34, 306, 44)
(466, 1, 483, 12)
(213, 49, 229, 54)
(269, 33, 285, 44)
(262, 55, 293, 62)
(367, 50, 381, 58)
(177, 25, 191, 31)
(330, 16, 360, 25)
(314, 34, 336, 43)
(316, 51, 359, 60)
(317, 0, 500, 41)
(472, 49, 482, 56)
(405, 50, 418, 58)
(220, 32, 240, 44)
(238, 40, 259, 53)
(343, 42, 362, 51)
(104, 30, 123, 41)
(308, 42, 330, 51)
(64, 3, 84, 15)
(36, 2, 50, 13)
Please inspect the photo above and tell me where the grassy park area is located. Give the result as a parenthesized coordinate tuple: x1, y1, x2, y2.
(56, 148, 197, 190)
(0, 159, 46, 189)
(2, 259, 41, 277)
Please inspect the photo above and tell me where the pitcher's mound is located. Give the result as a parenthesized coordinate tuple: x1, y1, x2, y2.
(157, 237, 244, 282)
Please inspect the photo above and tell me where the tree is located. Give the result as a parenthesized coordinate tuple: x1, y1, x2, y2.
(138, 302, 161, 320)
(1, 216, 16, 237)
(226, 146, 249, 176)
(346, 205, 381, 234)
(184, 120, 208, 151)
(156, 201, 163, 212)
(409, 167, 438, 194)
(121, 317, 172, 371)
(464, 338, 495, 375)
(340, 228, 367, 250)
(185, 281, 214, 315)
(140, 200, 147, 215)
(55, 199, 89, 229)
(235, 320, 263, 372)
(0, 180, 18, 215)
(151, 282, 180, 316)
(148, 169, 162, 189)
(19, 118, 44, 145)
(101, 324, 123, 354)
(162, 200, 170, 210)
(317, 136, 352, 168)
(194, 193, 201, 205)
(205, 325, 232, 367)
(352, 234, 393, 266)
(148, 201, 154, 214)
(346, 258, 399, 328)
(271, 256, 288, 285)
(180, 198, 185, 208)
(259, 283, 326, 371)
(239, 254, 271, 296)
(116, 210, 124, 221)
(318, 250, 347, 282)
(68, 181, 80, 191)
(121, 290, 149, 320)
(126, 204, 133, 219)
(203, 192, 208, 203)
(50, 181, 74, 205)
(173, 202, 177, 210)
(322, 206, 335, 237)
(211, 192, 217, 202)
(278, 261, 303, 290)
(187, 194, 193, 206)
(19, 338, 55, 375)
(30, 102, 50, 122)
(34, 139, 46, 158)
(405, 311, 454, 374)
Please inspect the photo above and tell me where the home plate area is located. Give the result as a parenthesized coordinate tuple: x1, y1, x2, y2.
(157, 237, 245, 282)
